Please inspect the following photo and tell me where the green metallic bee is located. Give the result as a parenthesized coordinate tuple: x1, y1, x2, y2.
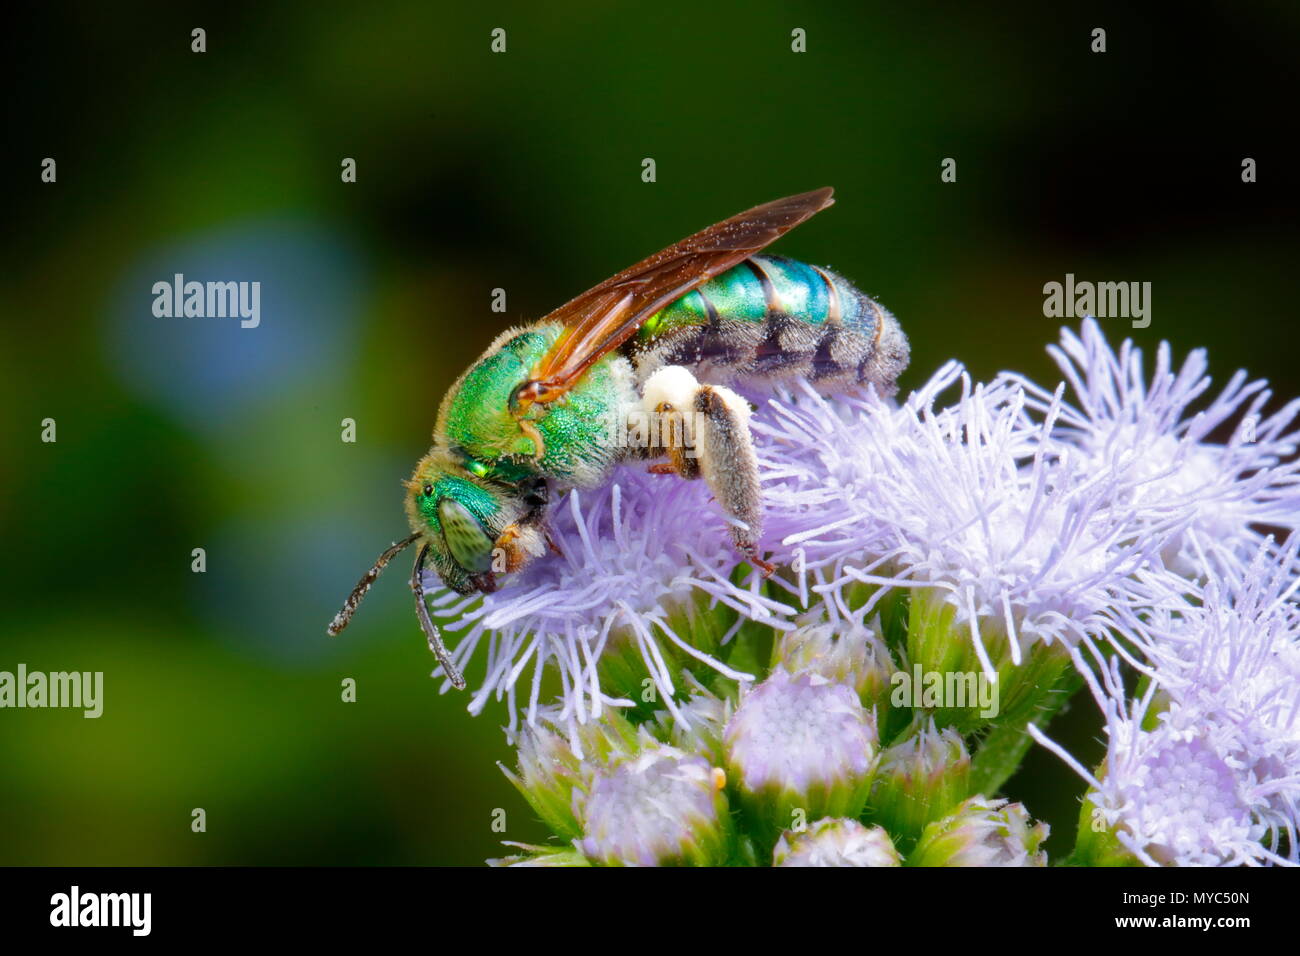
(328, 188, 909, 688)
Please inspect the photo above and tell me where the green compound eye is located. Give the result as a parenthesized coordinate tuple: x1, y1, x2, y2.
(437, 498, 494, 573)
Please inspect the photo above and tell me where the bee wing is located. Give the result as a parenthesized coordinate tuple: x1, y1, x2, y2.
(516, 188, 835, 407)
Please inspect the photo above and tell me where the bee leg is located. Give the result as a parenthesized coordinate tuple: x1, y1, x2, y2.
(491, 474, 554, 571)
(492, 524, 528, 572)
(647, 402, 702, 480)
(693, 386, 774, 576)
(410, 543, 467, 690)
(492, 520, 550, 572)
(640, 366, 773, 576)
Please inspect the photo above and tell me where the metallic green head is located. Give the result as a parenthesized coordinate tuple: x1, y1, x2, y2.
(405, 448, 547, 594)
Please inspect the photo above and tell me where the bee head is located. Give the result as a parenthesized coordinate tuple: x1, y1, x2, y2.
(404, 450, 540, 595)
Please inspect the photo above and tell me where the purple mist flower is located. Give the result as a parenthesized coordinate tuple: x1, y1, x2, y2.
(1005, 317, 1300, 583)
(1033, 674, 1274, 866)
(1033, 535, 1300, 865)
(753, 362, 1190, 674)
(425, 466, 792, 736)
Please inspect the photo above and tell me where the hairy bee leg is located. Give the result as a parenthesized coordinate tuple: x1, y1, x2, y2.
(411, 543, 467, 690)
(640, 366, 773, 576)
(494, 520, 550, 573)
(490, 474, 554, 573)
(653, 398, 702, 480)
(494, 524, 527, 572)
(327, 532, 420, 636)
(693, 386, 774, 575)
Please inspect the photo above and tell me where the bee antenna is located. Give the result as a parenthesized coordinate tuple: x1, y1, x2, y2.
(411, 543, 468, 690)
(327, 532, 421, 637)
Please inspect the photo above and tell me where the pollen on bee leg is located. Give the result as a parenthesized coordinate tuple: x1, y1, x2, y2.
(638, 371, 704, 479)
(641, 365, 701, 416)
(494, 522, 547, 573)
(494, 524, 523, 569)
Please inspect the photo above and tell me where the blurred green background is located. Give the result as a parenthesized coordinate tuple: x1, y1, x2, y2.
(3, 1, 1297, 864)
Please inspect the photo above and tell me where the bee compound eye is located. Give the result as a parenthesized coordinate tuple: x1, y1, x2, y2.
(437, 498, 494, 573)
(422, 484, 433, 497)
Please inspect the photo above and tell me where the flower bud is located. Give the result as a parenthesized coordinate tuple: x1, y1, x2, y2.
(909, 796, 1049, 866)
(596, 594, 753, 716)
(725, 669, 878, 839)
(774, 818, 901, 867)
(869, 721, 971, 848)
(904, 588, 1071, 733)
(776, 622, 896, 712)
(578, 745, 730, 866)
(652, 682, 731, 765)
(499, 709, 642, 840)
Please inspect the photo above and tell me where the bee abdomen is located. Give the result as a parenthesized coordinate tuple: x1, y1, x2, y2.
(627, 255, 909, 395)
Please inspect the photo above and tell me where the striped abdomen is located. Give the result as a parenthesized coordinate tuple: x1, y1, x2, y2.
(624, 255, 909, 394)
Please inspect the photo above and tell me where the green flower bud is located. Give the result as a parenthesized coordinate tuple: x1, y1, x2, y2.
(499, 709, 642, 841)
(725, 669, 878, 841)
(868, 720, 971, 849)
(909, 796, 1049, 866)
(596, 594, 752, 714)
(776, 621, 896, 712)
(578, 745, 730, 866)
(774, 818, 901, 867)
(651, 681, 731, 765)
(904, 588, 1071, 733)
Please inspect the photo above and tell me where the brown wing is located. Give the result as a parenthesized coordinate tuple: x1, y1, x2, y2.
(509, 188, 835, 416)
